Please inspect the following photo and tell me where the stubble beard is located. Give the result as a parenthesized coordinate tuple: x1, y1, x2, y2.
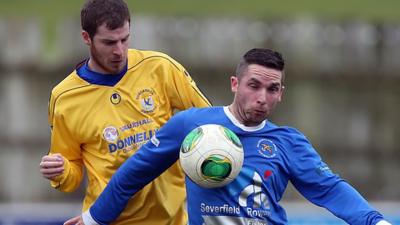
(90, 46, 122, 75)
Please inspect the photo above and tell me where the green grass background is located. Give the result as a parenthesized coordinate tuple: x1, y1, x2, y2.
(1, 0, 400, 22)
(1, 0, 399, 53)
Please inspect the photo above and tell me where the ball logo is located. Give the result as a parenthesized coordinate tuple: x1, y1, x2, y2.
(201, 154, 232, 182)
(136, 89, 157, 113)
(221, 126, 243, 148)
(110, 92, 121, 105)
(257, 139, 277, 158)
(103, 126, 119, 143)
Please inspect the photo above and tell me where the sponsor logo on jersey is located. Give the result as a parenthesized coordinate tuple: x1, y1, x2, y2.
(237, 170, 270, 216)
(200, 203, 240, 215)
(150, 134, 160, 147)
(200, 167, 271, 223)
(202, 215, 268, 225)
(257, 139, 277, 158)
(103, 126, 119, 143)
(119, 118, 153, 132)
(136, 88, 156, 113)
(107, 129, 158, 153)
(110, 92, 121, 105)
(315, 164, 332, 176)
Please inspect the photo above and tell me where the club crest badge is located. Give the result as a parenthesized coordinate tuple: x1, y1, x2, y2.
(136, 88, 157, 113)
(103, 126, 119, 143)
(257, 139, 277, 158)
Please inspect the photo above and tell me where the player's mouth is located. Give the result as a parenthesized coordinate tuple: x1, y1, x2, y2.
(254, 109, 266, 115)
(111, 59, 123, 64)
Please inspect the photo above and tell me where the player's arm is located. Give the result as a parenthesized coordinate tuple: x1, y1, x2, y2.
(83, 110, 189, 225)
(165, 59, 211, 109)
(42, 92, 84, 192)
(288, 131, 391, 225)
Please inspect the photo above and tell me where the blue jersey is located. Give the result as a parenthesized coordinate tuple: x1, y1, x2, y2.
(89, 106, 385, 225)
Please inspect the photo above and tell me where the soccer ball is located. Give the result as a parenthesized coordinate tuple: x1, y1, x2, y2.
(179, 124, 244, 188)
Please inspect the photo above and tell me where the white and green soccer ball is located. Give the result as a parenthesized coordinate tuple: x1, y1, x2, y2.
(179, 124, 244, 188)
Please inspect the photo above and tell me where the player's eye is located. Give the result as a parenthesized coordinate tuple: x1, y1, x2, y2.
(248, 83, 259, 89)
(268, 86, 280, 92)
(104, 40, 116, 45)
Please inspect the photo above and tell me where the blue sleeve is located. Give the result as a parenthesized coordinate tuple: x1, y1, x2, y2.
(89, 111, 188, 225)
(288, 131, 384, 225)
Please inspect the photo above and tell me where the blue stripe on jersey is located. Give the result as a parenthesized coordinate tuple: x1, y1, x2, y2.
(76, 60, 127, 86)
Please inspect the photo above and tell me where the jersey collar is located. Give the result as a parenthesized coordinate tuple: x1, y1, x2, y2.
(223, 106, 266, 132)
(76, 60, 127, 86)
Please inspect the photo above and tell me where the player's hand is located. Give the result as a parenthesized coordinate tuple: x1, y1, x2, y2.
(39, 153, 65, 180)
(64, 215, 84, 225)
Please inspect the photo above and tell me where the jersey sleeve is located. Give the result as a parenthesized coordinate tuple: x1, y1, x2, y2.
(89, 110, 189, 224)
(47, 92, 84, 192)
(164, 59, 211, 109)
(287, 130, 385, 224)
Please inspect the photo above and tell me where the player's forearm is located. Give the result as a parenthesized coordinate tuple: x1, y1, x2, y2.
(89, 142, 179, 223)
(322, 181, 388, 224)
(51, 159, 84, 192)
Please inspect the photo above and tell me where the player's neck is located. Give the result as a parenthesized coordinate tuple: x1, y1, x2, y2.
(87, 58, 125, 75)
(228, 104, 264, 127)
(228, 104, 246, 125)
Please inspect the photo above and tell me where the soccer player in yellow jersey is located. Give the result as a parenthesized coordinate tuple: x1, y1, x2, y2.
(38, 0, 210, 225)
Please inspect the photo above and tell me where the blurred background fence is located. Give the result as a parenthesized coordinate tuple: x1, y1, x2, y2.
(0, 1, 399, 224)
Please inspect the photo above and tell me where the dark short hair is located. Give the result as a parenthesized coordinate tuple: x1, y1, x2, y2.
(236, 48, 285, 82)
(81, 0, 131, 39)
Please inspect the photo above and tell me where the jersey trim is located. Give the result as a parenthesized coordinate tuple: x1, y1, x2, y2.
(50, 84, 92, 123)
(128, 55, 180, 71)
(190, 84, 211, 106)
(76, 60, 127, 86)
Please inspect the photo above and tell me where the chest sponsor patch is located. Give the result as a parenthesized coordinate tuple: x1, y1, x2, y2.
(103, 126, 119, 143)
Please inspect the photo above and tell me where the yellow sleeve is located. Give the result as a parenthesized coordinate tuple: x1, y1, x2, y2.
(165, 59, 211, 110)
(48, 92, 84, 192)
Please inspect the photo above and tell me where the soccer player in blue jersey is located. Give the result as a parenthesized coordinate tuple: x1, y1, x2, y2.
(39, 0, 210, 225)
(67, 48, 391, 225)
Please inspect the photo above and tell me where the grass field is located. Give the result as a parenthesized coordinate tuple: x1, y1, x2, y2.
(1, 0, 400, 23)
(1, 0, 399, 52)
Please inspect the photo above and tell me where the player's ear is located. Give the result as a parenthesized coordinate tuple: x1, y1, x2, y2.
(278, 85, 285, 102)
(82, 31, 91, 46)
(231, 76, 238, 93)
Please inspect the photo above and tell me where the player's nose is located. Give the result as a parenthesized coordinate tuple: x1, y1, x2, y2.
(113, 42, 124, 56)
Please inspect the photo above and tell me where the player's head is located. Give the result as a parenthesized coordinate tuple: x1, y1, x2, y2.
(235, 48, 285, 83)
(81, 0, 130, 39)
(230, 48, 285, 126)
(81, 0, 131, 74)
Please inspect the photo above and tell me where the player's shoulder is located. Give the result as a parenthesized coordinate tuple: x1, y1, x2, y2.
(277, 125, 303, 135)
(127, 49, 183, 70)
(268, 122, 308, 142)
(175, 107, 221, 122)
(129, 49, 171, 59)
(182, 106, 219, 114)
(50, 70, 89, 102)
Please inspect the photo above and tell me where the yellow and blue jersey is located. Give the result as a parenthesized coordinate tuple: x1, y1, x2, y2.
(48, 49, 210, 225)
